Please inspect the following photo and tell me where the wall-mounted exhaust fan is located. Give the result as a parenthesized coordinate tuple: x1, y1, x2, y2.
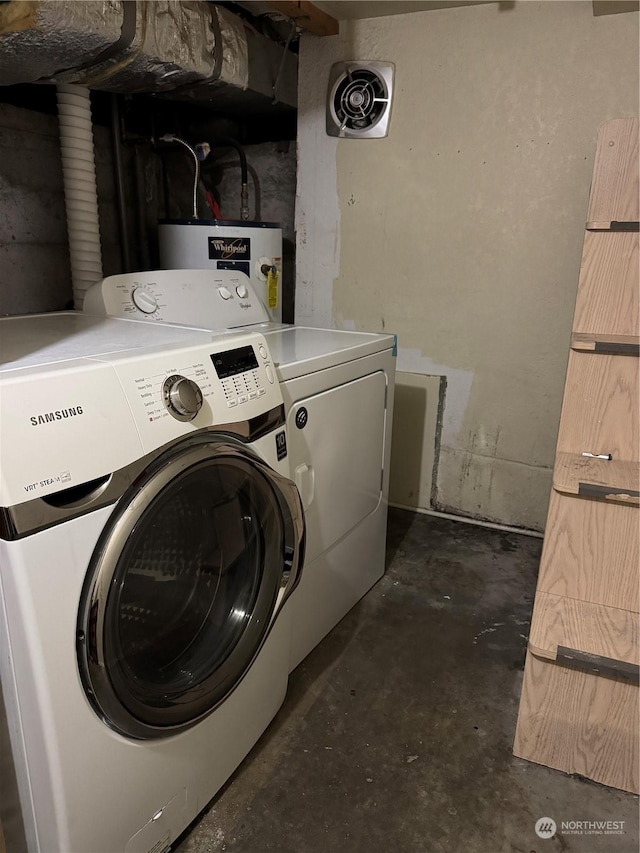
(326, 61, 394, 139)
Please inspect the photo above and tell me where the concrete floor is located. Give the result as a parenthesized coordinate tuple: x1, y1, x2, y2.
(176, 508, 638, 853)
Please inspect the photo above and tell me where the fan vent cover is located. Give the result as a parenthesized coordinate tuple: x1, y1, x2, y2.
(326, 61, 394, 139)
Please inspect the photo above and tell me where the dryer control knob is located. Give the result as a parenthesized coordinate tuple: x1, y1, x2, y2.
(132, 287, 158, 314)
(163, 375, 203, 421)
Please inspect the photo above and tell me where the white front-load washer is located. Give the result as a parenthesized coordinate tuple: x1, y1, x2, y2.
(0, 312, 304, 853)
(84, 271, 396, 671)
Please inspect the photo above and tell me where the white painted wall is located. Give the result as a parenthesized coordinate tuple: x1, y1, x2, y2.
(295, 0, 639, 530)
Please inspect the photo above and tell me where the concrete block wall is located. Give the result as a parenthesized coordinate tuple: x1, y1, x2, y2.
(0, 101, 123, 317)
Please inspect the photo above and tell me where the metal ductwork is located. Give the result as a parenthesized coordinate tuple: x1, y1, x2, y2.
(0, 1, 296, 110)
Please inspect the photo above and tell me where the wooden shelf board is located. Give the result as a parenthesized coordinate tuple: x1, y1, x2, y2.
(556, 351, 639, 465)
(514, 651, 639, 794)
(587, 118, 639, 225)
(572, 231, 639, 340)
(529, 591, 639, 666)
(586, 221, 640, 231)
(571, 333, 639, 354)
(553, 451, 640, 504)
(264, 1, 339, 35)
(537, 489, 639, 612)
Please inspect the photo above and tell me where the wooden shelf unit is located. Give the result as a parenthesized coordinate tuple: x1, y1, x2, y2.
(514, 118, 640, 794)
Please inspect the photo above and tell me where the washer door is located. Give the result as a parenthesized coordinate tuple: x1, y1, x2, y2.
(77, 436, 304, 740)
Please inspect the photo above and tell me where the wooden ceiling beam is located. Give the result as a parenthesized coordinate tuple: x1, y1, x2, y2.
(262, 1, 339, 36)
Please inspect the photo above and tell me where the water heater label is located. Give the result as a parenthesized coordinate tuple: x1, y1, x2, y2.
(216, 260, 251, 277)
(208, 237, 251, 260)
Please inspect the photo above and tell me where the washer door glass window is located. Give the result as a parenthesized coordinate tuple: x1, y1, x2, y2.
(77, 439, 301, 740)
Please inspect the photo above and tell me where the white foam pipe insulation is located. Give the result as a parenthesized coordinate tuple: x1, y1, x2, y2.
(56, 83, 103, 309)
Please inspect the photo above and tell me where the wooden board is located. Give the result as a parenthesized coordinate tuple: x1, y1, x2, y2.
(514, 651, 639, 794)
(573, 231, 639, 340)
(553, 452, 640, 504)
(571, 333, 639, 353)
(556, 350, 639, 463)
(537, 489, 640, 610)
(537, 489, 639, 611)
(587, 118, 639, 227)
(529, 591, 639, 666)
(264, 1, 339, 35)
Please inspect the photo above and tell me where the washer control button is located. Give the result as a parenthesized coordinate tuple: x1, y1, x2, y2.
(218, 287, 233, 300)
(258, 344, 268, 359)
(162, 375, 203, 421)
(236, 284, 249, 299)
(132, 287, 158, 314)
(265, 365, 275, 384)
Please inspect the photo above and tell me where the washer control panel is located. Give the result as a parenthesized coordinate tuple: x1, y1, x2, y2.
(108, 331, 282, 453)
(209, 342, 275, 409)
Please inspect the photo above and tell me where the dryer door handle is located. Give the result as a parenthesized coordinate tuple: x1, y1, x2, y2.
(294, 463, 315, 509)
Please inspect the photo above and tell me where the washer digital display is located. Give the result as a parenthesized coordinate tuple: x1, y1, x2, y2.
(211, 345, 259, 379)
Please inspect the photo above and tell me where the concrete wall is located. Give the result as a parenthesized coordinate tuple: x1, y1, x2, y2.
(0, 102, 123, 316)
(296, 0, 639, 530)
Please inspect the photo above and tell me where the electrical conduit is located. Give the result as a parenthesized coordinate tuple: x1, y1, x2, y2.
(56, 84, 103, 309)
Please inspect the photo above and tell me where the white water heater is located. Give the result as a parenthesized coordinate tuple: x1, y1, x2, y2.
(158, 219, 283, 323)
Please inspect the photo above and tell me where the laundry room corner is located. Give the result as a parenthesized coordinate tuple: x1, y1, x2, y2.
(295, 0, 639, 531)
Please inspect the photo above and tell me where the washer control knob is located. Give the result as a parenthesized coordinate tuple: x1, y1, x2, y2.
(218, 287, 233, 300)
(132, 287, 158, 314)
(162, 375, 203, 421)
(236, 284, 248, 299)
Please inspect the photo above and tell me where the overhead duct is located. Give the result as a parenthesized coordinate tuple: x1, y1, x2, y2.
(0, 1, 296, 109)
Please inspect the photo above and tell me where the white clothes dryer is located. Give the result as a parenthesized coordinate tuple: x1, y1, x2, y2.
(85, 271, 396, 671)
(0, 312, 304, 853)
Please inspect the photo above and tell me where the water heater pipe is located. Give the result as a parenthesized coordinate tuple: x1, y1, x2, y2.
(110, 93, 132, 272)
(56, 84, 103, 309)
(208, 138, 249, 221)
(160, 134, 200, 219)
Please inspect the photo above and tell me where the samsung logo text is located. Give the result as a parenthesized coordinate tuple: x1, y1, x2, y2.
(30, 406, 84, 426)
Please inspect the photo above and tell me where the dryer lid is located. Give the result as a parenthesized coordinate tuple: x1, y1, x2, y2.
(262, 326, 396, 381)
